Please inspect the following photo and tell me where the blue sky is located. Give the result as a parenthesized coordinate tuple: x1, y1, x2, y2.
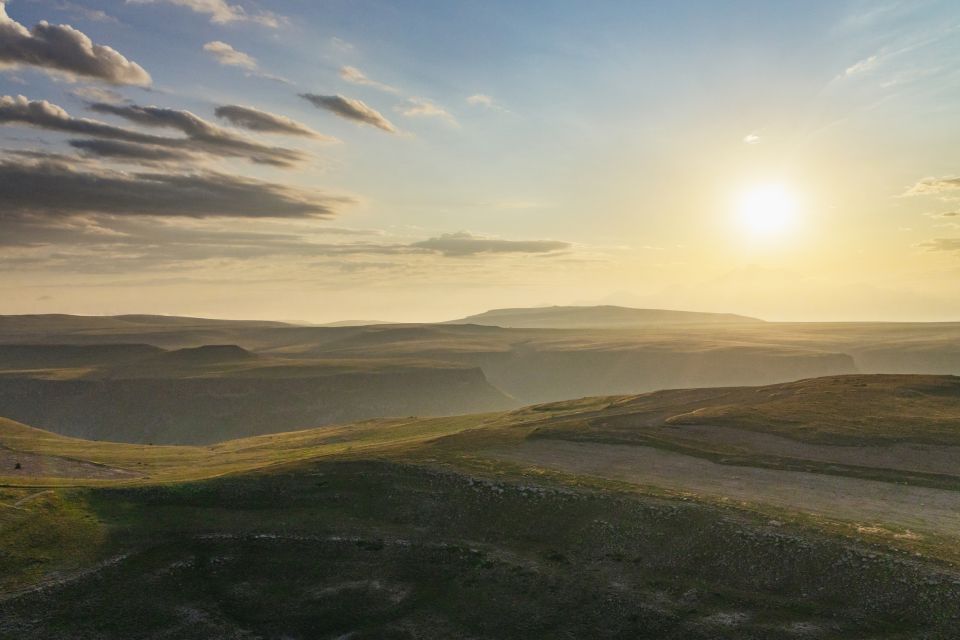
(1, 0, 959, 321)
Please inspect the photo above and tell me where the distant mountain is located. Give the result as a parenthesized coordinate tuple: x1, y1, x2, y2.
(317, 319, 396, 327)
(445, 305, 763, 328)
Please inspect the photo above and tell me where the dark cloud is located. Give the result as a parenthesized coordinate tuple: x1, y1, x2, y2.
(906, 176, 960, 196)
(0, 157, 350, 219)
(68, 138, 199, 163)
(410, 232, 570, 257)
(0, 95, 305, 166)
(300, 93, 397, 133)
(214, 104, 332, 140)
(0, 2, 150, 84)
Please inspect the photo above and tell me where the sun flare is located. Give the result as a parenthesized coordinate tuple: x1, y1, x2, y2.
(737, 184, 798, 238)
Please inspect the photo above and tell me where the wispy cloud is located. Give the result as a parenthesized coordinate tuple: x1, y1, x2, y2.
(905, 176, 960, 196)
(0, 2, 150, 85)
(0, 95, 306, 167)
(397, 97, 458, 126)
(339, 66, 399, 94)
(918, 238, 960, 254)
(743, 132, 761, 144)
(844, 54, 879, 76)
(410, 232, 569, 257)
(52, 1, 120, 24)
(465, 93, 506, 112)
(127, 0, 283, 28)
(299, 93, 397, 133)
(202, 41, 291, 84)
(203, 40, 256, 70)
(68, 86, 127, 104)
(214, 104, 335, 141)
(87, 100, 308, 165)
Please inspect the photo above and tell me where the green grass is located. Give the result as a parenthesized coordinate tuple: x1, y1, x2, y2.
(4, 461, 960, 639)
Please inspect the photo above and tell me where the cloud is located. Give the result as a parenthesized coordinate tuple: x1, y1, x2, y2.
(0, 156, 351, 219)
(743, 132, 761, 144)
(52, 2, 119, 24)
(466, 94, 493, 107)
(339, 66, 399, 94)
(465, 93, 506, 112)
(397, 97, 457, 126)
(214, 104, 332, 140)
(0, 95, 305, 166)
(844, 54, 879, 76)
(68, 138, 199, 163)
(127, 0, 283, 28)
(68, 86, 126, 104)
(202, 40, 256, 69)
(905, 176, 960, 196)
(410, 232, 570, 257)
(918, 238, 960, 254)
(0, 1, 150, 85)
(299, 93, 397, 133)
(201, 41, 291, 83)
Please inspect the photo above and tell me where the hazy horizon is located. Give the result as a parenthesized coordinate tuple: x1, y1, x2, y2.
(2, 0, 959, 323)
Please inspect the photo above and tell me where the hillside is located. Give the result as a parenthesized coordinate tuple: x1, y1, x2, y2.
(446, 305, 764, 328)
(2, 374, 960, 638)
(4, 313, 960, 416)
(0, 344, 515, 444)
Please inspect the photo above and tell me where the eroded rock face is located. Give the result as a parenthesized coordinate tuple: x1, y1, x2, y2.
(0, 368, 513, 444)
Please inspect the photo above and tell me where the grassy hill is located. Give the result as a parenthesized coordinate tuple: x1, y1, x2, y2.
(5, 312, 960, 446)
(2, 374, 960, 637)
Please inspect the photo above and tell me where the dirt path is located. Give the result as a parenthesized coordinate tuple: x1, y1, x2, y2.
(487, 440, 960, 537)
(663, 424, 960, 477)
(0, 447, 140, 480)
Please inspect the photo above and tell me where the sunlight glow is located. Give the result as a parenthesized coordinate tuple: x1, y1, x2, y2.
(737, 184, 798, 238)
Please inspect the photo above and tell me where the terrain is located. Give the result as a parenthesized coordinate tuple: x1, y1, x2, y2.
(3, 309, 960, 444)
(445, 305, 764, 328)
(2, 374, 960, 638)
(0, 344, 511, 444)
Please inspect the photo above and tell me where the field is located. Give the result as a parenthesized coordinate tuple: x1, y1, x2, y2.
(2, 373, 960, 638)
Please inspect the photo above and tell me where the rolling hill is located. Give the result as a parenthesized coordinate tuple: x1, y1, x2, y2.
(3, 311, 960, 446)
(1, 374, 960, 638)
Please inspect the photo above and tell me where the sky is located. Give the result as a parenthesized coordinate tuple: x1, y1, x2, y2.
(1, 0, 959, 323)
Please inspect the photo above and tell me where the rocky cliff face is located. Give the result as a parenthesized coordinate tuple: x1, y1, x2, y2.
(0, 367, 514, 445)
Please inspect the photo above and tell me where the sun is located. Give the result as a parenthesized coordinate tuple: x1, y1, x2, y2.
(736, 184, 798, 238)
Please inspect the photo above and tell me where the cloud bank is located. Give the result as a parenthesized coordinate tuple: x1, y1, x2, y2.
(0, 2, 150, 85)
(0, 157, 349, 219)
(0, 95, 305, 167)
